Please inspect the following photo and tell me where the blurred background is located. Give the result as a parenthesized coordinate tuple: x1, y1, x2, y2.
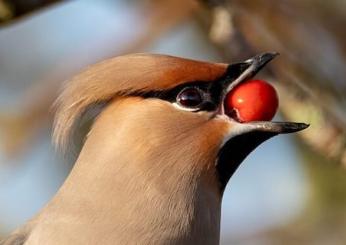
(0, 0, 345, 244)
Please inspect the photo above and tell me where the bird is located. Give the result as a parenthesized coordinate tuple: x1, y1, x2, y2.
(1, 52, 308, 245)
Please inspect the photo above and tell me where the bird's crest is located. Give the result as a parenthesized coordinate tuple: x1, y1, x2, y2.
(53, 53, 227, 153)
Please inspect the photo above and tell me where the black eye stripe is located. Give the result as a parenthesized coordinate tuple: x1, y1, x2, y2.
(140, 81, 219, 112)
(154, 82, 211, 102)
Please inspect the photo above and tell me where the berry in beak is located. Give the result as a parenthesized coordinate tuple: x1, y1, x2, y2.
(224, 79, 279, 123)
(215, 52, 309, 190)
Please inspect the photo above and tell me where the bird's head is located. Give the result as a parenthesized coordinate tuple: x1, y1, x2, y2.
(53, 53, 308, 194)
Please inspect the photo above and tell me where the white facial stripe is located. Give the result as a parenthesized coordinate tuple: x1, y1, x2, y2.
(172, 102, 200, 112)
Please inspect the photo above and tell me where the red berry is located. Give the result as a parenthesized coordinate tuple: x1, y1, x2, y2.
(224, 79, 279, 122)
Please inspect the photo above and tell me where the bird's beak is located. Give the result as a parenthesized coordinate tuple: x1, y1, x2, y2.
(215, 52, 309, 189)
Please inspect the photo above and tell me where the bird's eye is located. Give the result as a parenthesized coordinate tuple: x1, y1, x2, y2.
(176, 87, 204, 109)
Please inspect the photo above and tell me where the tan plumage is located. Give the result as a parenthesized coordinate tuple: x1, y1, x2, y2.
(1, 53, 307, 245)
(53, 53, 227, 151)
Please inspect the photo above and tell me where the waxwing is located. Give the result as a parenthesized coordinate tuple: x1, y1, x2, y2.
(1, 53, 308, 245)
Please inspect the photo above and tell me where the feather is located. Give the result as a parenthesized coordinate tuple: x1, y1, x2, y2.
(53, 53, 227, 153)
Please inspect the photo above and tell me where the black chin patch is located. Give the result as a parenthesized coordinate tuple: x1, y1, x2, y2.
(216, 131, 278, 192)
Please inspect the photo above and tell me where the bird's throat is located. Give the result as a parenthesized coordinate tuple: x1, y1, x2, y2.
(29, 99, 224, 244)
(30, 145, 222, 245)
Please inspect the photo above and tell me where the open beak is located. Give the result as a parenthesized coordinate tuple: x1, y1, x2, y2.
(215, 52, 309, 190)
(217, 52, 309, 134)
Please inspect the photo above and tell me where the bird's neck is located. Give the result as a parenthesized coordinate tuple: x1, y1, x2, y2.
(32, 117, 222, 244)
(35, 149, 221, 244)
